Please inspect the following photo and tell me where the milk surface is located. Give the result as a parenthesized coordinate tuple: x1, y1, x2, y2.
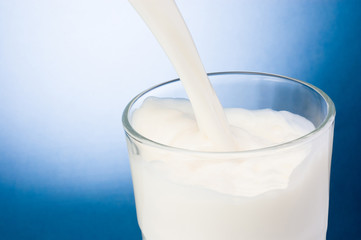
(132, 97, 315, 152)
(131, 97, 315, 197)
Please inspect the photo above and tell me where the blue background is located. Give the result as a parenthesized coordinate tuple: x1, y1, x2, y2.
(0, 0, 360, 239)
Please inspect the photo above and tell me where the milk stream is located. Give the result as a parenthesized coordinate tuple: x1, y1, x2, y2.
(129, 0, 236, 150)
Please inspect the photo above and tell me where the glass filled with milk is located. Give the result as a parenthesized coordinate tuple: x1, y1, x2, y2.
(122, 71, 335, 240)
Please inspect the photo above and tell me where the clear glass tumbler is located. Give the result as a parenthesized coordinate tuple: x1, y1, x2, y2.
(122, 72, 336, 240)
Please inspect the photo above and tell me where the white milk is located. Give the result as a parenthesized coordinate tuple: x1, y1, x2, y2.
(129, 97, 331, 240)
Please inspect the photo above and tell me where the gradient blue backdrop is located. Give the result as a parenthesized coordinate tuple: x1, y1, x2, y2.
(0, 0, 360, 239)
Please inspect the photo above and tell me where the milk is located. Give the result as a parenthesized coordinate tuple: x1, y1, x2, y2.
(128, 97, 331, 240)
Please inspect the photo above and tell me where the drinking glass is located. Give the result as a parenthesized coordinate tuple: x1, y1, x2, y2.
(122, 72, 336, 240)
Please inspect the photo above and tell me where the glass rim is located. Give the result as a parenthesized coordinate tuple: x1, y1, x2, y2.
(122, 71, 336, 156)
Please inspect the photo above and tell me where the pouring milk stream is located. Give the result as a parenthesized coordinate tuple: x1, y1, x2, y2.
(129, 0, 237, 151)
